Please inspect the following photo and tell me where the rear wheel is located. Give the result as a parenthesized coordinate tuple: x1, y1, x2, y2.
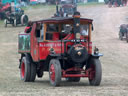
(20, 57, 31, 82)
(20, 55, 36, 82)
(30, 61, 36, 82)
(49, 59, 61, 86)
(119, 31, 123, 40)
(88, 58, 102, 86)
(14, 19, 17, 27)
(21, 15, 28, 26)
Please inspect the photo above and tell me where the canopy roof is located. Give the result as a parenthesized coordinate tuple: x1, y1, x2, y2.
(32, 17, 93, 24)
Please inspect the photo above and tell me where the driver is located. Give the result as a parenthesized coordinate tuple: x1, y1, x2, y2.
(80, 26, 88, 36)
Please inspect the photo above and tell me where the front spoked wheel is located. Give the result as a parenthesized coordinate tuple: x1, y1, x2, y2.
(49, 59, 61, 86)
(88, 58, 102, 86)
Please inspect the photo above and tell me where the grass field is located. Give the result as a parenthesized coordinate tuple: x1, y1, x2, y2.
(22, 2, 104, 10)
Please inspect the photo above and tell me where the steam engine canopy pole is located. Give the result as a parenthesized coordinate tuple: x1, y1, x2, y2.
(73, 12, 81, 41)
(89, 24, 92, 42)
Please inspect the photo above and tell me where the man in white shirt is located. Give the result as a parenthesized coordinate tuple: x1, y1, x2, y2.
(80, 26, 88, 36)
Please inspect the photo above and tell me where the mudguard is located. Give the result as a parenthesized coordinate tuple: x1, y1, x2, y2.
(91, 53, 103, 58)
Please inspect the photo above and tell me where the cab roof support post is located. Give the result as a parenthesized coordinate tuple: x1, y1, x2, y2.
(89, 24, 92, 42)
(43, 23, 47, 41)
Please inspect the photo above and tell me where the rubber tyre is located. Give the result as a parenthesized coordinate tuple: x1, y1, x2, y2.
(26, 54, 36, 82)
(21, 15, 28, 26)
(4, 19, 7, 27)
(20, 57, 31, 82)
(88, 58, 102, 86)
(30, 61, 37, 82)
(20, 55, 36, 82)
(49, 59, 61, 86)
(14, 19, 17, 27)
(119, 31, 123, 40)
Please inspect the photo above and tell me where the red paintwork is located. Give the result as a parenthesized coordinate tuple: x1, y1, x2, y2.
(62, 67, 92, 78)
(19, 32, 92, 61)
(88, 42, 92, 54)
(19, 17, 93, 62)
(21, 62, 25, 78)
(39, 42, 64, 60)
(30, 23, 39, 61)
(25, 26, 31, 33)
(0, 3, 10, 12)
(32, 32, 91, 61)
(18, 14, 96, 82)
(50, 64, 55, 82)
(38, 34, 92, 60)
(53, 32, 59, 40)
(64, 33, 74, 51)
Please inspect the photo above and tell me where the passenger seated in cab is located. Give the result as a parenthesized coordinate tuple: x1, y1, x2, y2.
(80, 25, 88, 36)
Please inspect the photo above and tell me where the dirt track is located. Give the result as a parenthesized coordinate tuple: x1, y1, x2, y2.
(0, 5, 128, 96)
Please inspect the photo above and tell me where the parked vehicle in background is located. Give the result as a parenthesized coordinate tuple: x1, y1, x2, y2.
(55, 0, 77, 17)
(4, 2, 28, 27)
(0, 3, 11, 20)
(4, 9, 28, 27)
(119, 24, 128, 42)
(108, 0, 127, 7)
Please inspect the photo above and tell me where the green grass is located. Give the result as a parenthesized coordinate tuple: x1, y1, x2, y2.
(22, 4, 55, 10)
(78, 2, 104, 6)
(22, 2, 104, 10)
(0, 20, 3, 24)
(0, 20, 4, 27)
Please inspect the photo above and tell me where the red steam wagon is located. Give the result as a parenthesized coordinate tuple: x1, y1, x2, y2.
(18, 12, 103, 86)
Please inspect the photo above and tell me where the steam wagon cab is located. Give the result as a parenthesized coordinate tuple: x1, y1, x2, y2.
(18, 12, 103, 86)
